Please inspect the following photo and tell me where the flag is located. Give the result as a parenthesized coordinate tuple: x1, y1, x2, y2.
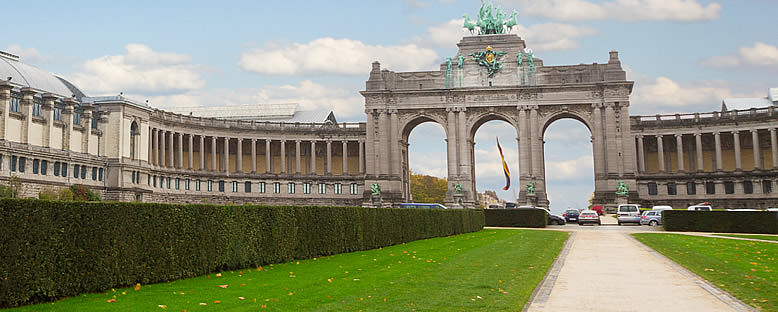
(496, 137, 510, 191)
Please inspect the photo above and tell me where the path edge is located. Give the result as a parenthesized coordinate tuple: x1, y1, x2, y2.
(522, 231, 576, 312)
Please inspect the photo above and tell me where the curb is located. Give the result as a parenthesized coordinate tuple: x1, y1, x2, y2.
(522, 231, 576, 312)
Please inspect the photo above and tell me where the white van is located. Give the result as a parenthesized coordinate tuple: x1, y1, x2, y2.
(687, 205, 712, 211)
(617, 204, 641, 225)
(651, 205, 673, 212)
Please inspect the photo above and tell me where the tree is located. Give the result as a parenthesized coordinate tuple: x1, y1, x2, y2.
(409, 171, 448, 204)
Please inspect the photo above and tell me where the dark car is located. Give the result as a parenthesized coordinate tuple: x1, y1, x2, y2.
(563, 209, 580, 222)
(505, 202, 518, 209)
(548, 214, 566, 225)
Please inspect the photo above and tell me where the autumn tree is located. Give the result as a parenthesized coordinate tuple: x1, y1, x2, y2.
(409, 170, 448, 204)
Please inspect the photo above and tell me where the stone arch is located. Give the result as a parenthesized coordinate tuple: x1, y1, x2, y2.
(540, 110, 593, 135)
(400, 112, 448, 142)
(398, 111, 449, 203)
(466, 110, 521, 205)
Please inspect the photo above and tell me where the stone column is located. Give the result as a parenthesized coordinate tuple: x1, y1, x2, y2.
(342, 140, 349, 175)
(733, 131, 741, 170)
(458, 109, 470, 180)
(151, 128, 158, 165)
(199, 135, 205, 170)
(211, 136, 217, 172)
(280, 139, 286, 173)
(177, 133, 183, 168)
(751, 129, 761, 170)
(62, 98, 76, 151)
(265, 140, 271, 173)
(41, 93, 56, 148)
(359, 139, 365, 174)
(770, 128, 778, 169)
(675, 134, 684, 172)
(590, 104, 603, 176)
(188, 134, 194, 170)
(714, 132, 723, 171)
(311, 141, 317, 175)
(656, 135, 665, 172)
(695, 133, 704, 172)
(379, 111, 390, 174)
(636, 135, 645, 173)
(223, 137, 230, 173)
(251, 139, 257, 173)
(0, 81, 11, 140)
(326, 140, 332, 174)
(159, 130, 165, 167)
(236, 138, 243, 173)
(168, 131, 174, 169)
(81, 104, 92, 154)
(20, 87, 35, 144)
(390, 110, 400, 175)
(519, 107, 530, 179)
(295, 140, 301, 174)
(446, 108, 458, 178)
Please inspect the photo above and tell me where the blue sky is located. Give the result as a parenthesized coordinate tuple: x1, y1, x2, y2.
(5, 0, 777, 213)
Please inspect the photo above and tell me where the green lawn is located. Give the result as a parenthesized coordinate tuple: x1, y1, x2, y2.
(633, 233, 777, 311)
(714, 234, 778, 242)
(12, 229, 568, 311)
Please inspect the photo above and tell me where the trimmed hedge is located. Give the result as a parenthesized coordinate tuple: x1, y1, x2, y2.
(663, 210, 778, 234)
(0, 199, 484, 308)
(484, 209, 547, 228)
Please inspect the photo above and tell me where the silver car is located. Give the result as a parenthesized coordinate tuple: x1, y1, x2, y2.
(639, 210, 662, 226)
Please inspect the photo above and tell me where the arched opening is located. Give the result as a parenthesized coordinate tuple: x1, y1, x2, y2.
(542, 117, 594, 215)
(129, 121, 139, 160)
(471, 118, 519, 209)
(404, 118, 448, 204)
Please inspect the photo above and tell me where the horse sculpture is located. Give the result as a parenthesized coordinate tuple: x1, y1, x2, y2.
(463, 14, 476, 34)
(505, 10, 518, 32)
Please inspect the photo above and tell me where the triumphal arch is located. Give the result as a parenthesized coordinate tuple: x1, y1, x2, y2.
(361, 5, 636, 209)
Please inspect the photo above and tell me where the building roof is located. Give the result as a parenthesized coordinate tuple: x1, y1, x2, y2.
(721, 88, 778, 111)
(0, 51, 85, 98)
(169, 103, 336, 123)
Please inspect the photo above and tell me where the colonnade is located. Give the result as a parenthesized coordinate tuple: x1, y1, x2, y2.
(635, 128, 778, 173)
(147, 128, 365, 175)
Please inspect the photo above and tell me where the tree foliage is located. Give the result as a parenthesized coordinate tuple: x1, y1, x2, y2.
(410, 171, 448, 204)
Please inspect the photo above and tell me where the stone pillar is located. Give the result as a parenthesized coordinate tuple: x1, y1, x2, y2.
(311, 141, 317, 175)
(81, 104, 92, 154)
(751, 129, 761, 170)
(379, 111, 390, 174)
(714, 131, 723, 171)
(733, 131, 741, 170)
(295, 140, 301, 174)
(236, 138, 243, 173)
(519, 108, 530, 180)
(359, 139, 365, 174)
(265, 140, 271, 174)
(675, 134, 684, 172)
(770, 128, 778, 169)
(458, 109, 470, 181)
(188, 134, 194, 170)
(0, 81, 11, 140)
(656, 135, 665, 172)
(590, 104, 603, 176)
(199, 135, 205, 170)
(251, 139, 257, 173)
(177, 133, 183, 168)
(636, 135, 645, 173)
(20, 88, 36, 144)
(41, 93, 56, 148)
(390, 110, 400, 175)
(342, 140, 349, 175)
(280, 139, 286, 173)
(223, 137, 230, 173)
(168, 131, 174, 168)
(604, 103, 617, 174)
(695, 133, 704, 172)
(150, 128, 157, 165)
(62, 98, 76, 151)
(326, 140, 332, 174)
(446, 108, 458, 178)
(159, 130, 165, 167)
(211, 136, 217, 172)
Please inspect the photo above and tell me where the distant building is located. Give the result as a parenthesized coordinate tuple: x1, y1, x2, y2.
(478, 190, 505, 209)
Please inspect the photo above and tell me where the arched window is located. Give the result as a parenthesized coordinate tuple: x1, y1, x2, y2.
(130, 121, 139, 160)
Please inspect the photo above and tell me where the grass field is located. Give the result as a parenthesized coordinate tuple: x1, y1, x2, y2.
(633, 233, 777, 311)
(714, 234, 778, 242)
(12, 229, 568, 311)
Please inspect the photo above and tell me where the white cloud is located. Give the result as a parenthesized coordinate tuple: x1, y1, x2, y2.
(415, 19, 471, 48)
(502, 0, 721, 22)
(630, 76, 738, 113)
(238, 38, 440, 76)
(703, 42, 778, 68)
(68, 44, 204, 95)
(4, 44, 52, 63)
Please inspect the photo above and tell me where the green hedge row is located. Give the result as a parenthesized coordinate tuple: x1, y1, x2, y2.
(663, 210, 778, 234)
(484, 209, 547, 228)
(0, 199, 484, 308)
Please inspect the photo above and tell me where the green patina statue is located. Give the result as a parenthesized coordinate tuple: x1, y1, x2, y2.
(616, 181, 629, 195)
(470, 46, 507, 77)
(527, 181, 536, 196)
(452, 182, 463, 195)
(464, 0, 518, 35)
(445, 57, 454, 88)
(371, 182, 381, 196)
(458, 54, 465, 69)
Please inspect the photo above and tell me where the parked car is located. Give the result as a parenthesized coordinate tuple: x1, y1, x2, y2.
(563, 209, 580, 222)
(651, 205, 673, 212)
(640, 210, 662, 226)
(548, 214, 566, 225)
(591, 205, 603, 215)
(687, 205, 712, 211)
(488, 204, 502, 209)
(617, 204, 641, 225)
(578, 210, 601, 225)
(505, 202, 518, 209)
(767, 208, 778, 212)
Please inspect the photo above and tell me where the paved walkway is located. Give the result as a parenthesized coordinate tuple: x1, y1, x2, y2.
(524, 226, 756, 312)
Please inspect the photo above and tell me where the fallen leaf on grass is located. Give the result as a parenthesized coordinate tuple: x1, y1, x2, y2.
(218, 285, 229, 288)
(215, 273, 222, 277)
(199, 303, 207, 306)
(238, 297, 245, 300)
(214, 300, 221, 304)
(134, 283, 141, 291)
(157, 304, 167, 309)
(106, 299, 116, 303)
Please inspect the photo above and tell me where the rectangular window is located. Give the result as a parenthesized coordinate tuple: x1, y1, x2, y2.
(667, 182, 677, 195)
(743, 180, 753, 194)
(334, 183, 342, 194)
(10, 156, 16, 172)
(40, 160, 47, 175)
(131, 171, 135, 184)
(288, 182, 295, 194)
(724, 181, 735, 194)
(73, 112, 81, 125)
(218, 180, 225, 192)
(147, 175, 151, 185)
(763, 180, 773, 194)
(92, 117, 98, 129)
(303, 182, 311, 194)
(153, 175, 157, 187)
(196, 179, 201, 191)
(185, 179, 190, 190)
(32, 159, 39, 174)
(258, 182, 266, 193)
(273, 182, 280, 194)
(175, 178, 181, 190)
(80, 165, 86, 179)
(318, 183, 326, 194)
(61, 162, 67, 177)
(32, 98, 42, 117)
(350, 183, 359, 195)
(647, 182, 657, 195)
(686, 182, 696, 195)
(73, 164, 80, 178)
(18, 157, 25, 173)
(92, 167, 97, 180)
(53, 107, 62, 121)
(54, 162, 60, 176)
(207, 180, 213, 192)
(98, 168, 103, 181)
(9, 96, 21, 113)
(706, 181, 715, 194)
(232, 181, 238, 192)
(245, 181, 251, 193)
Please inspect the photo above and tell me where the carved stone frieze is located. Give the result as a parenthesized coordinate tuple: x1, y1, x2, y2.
(604, 86, 630, 97)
